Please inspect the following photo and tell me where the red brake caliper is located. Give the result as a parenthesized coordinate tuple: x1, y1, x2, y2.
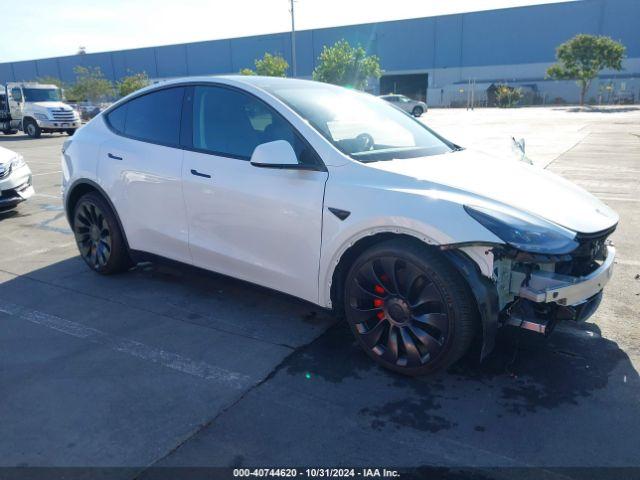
(374, 285, 385, 319)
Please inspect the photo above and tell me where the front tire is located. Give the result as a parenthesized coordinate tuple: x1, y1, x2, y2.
(66, 129, 76, 136)
(412, 106, 424, 117)
(344, 239, 477, 376)
(72, 192, 132, 274)
(24, 119, 41, 138)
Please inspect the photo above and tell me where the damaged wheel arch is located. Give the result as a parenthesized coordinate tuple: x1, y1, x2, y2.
(442, 248, 501, 360)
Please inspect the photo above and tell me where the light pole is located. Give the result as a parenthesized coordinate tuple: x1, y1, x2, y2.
(290, 0, 297, 77)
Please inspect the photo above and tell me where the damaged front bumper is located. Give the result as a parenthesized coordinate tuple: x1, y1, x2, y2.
(499, 243, 615, 336)
(510, 246, 615, 306)
(445, 232, 615, 358)
(503, 245, 614, 335)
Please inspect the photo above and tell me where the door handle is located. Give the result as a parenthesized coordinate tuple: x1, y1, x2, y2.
(190, 169, 211, 179)
(108, 153, 123, 160)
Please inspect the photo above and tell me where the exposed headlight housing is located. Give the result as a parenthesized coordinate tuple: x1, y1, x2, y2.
(464, 205, 579, 255)
(34, 113, 49, 121)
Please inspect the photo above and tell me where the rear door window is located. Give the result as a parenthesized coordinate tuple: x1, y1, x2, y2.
(106, 87, 185, 146)
(106, 104, 127, 133)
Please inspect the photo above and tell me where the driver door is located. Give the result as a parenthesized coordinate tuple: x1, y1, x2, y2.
(181, 85, 328, 304)
(8, 87, 24, 124)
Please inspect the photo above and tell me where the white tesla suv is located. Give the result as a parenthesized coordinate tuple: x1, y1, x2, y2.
(62, 76, 618, 375)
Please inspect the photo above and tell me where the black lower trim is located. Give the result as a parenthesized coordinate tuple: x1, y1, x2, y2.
(0, 179, 32, 208)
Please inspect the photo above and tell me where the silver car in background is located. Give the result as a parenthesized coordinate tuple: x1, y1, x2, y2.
(0, 146, 33, 211)
(379, 94, 428, 117)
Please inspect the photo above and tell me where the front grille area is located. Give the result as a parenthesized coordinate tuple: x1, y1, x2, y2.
(0, 164, 10, 179)
(556, 225, 616, 276)
(51, 110, 75, 121)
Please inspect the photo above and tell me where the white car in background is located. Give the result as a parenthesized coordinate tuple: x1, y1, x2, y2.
(379, 94, 428, 117)
(0, 146, 33, 211)
(61, 76, 617, 376)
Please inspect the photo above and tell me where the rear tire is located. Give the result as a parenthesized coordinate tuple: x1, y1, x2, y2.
(72, 192, 132, 274)
(2, 129, 18, 135)
(343, 239, 477, 376)
(24, 119, 41, 138)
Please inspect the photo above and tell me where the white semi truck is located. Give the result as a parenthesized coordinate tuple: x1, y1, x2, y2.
(0, 82, 80, 138)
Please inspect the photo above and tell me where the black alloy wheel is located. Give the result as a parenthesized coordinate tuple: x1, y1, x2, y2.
(344, 240, 477, 375)
(72, 192, 132, 274)
(74, 200, 112, 269)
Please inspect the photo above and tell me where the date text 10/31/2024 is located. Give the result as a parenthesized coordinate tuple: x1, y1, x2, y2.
(233, 468, 401, 478)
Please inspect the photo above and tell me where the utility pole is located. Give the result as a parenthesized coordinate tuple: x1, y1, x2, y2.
(290, 0, 297, 77)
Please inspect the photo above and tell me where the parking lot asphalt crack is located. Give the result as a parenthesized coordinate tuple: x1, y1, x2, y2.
(544, 128, 591, 169)
(132, 321, 334, 480)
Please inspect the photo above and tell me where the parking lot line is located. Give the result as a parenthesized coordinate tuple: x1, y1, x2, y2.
(33, 192, 61, 199)
(31, 170, 62, 176)
(0, 300, 252, 389)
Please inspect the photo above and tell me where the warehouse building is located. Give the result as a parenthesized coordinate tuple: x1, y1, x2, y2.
(0, 0, 638, 106)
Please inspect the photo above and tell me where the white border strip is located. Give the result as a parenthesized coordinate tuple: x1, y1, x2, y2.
(0, 301, 251, 388)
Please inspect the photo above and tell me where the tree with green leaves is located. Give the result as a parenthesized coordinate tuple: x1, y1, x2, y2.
(66, 66, 114, 103)
(494, 84, 523, 108)
(547, 34, 625, 106)
(240, 53, 289, 77)
(116, 71, 150, 97)
(256, 53, 289, 77)
(312, 40, 381, 90)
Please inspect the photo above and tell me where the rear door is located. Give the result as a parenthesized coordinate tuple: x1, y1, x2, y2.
(98, 86, 191, 263)
(181, 85, 328, 303)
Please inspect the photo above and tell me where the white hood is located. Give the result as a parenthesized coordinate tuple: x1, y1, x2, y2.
(370, 149, 618, 234)
(30, 101, 73, 110)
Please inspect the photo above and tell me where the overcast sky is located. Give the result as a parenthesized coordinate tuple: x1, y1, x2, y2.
(1, 0, 574, 63)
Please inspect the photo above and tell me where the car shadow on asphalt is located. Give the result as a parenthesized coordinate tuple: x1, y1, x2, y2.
(273, 316, 640, 468)
(130, 258, 640, 469)
(0, 208, 20, 220)
(2, 257, 639, 471)
(0, 134, 69, 142)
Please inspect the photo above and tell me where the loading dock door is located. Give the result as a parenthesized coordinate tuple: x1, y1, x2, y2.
(380, 73, 428, 102)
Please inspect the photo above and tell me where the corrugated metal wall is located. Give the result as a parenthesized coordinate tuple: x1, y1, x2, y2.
(0, 0, 637, 84)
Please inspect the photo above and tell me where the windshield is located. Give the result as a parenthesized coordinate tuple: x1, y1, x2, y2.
(263, 83, 452, 162)
(23, 88, 62, 102)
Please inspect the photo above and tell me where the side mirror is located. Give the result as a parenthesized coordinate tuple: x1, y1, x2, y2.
(250, 140, 301, 169)
(512, 137, 525, 154)
(511, 137, 532, 164)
